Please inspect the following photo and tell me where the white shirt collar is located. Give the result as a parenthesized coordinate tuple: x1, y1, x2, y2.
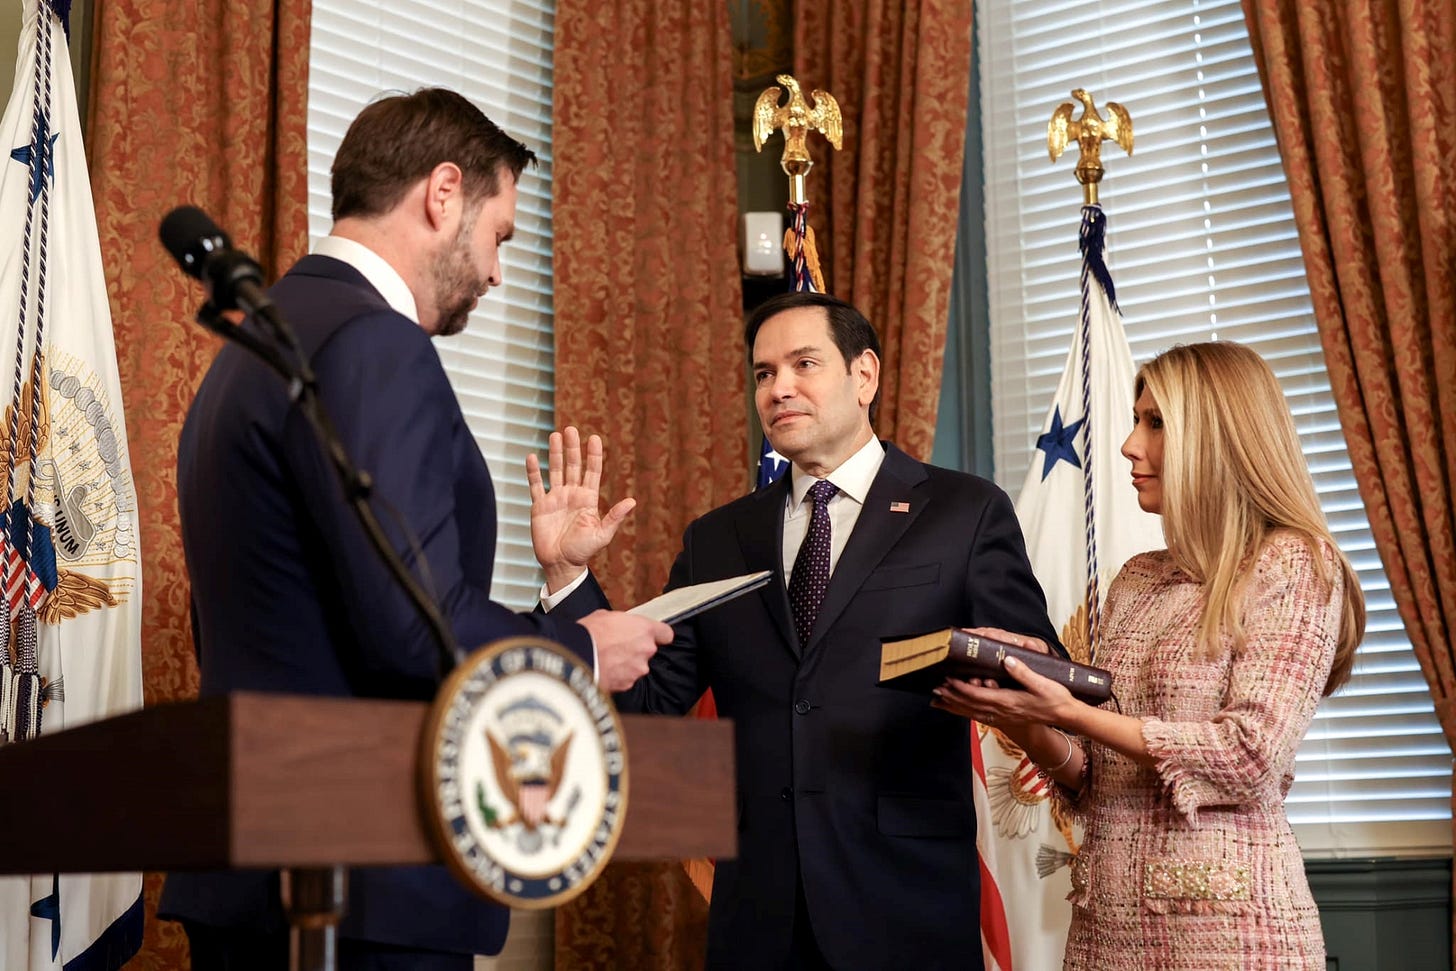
(789, 436, 885, 508)
(313, 235, 422, 325)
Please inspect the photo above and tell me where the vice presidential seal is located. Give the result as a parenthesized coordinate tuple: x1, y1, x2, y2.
(419, 636, 627, 909)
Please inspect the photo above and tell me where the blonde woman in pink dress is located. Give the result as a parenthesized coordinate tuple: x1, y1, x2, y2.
(935, 341, 1364, 970)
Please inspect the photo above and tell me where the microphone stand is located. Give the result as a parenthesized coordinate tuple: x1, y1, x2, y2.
(194, 301, 463, 971)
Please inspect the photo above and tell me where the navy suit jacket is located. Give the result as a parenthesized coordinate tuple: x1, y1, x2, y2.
(159, 255, 594, 956)
(560, 444, 1061, 970)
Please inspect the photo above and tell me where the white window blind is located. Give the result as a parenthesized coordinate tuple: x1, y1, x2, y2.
(306, 0, 556, 611)
(979, 0, 1450, 856)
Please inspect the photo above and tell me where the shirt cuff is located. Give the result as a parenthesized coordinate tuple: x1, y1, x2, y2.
(537, 571, 597, 680)
(538, 570, 590, 612)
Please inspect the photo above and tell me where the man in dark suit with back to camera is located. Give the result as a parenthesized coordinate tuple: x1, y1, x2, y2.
(159, 87, 673, 971)
(528, 290, 1062, 970)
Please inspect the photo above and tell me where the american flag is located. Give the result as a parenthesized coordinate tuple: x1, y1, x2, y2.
(1, 536, 46, 613)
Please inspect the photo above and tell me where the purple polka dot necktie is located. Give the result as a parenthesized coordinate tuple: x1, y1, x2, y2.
(789, 479, 838, 647)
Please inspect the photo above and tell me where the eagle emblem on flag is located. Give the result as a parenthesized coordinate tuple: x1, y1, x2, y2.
(1, 363, 135, 626)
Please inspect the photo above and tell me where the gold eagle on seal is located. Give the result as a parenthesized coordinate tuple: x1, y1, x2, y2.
(487, 729, 574, 830)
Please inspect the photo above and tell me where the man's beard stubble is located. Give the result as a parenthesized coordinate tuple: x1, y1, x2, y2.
(429, 208, 487, 337)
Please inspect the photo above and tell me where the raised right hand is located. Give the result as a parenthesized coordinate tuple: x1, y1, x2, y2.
(525, 426, 636, 593)
(578, 609, 674, 693)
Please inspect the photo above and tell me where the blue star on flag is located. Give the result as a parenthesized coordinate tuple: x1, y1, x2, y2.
(30, 874, 61, 960)
(10, 122, 60, 203)
(1035, 405, 1086, 480)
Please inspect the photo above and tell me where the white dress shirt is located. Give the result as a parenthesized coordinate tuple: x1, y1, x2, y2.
(782, 435, 886, 583)
(543, 435, 887, 611)
(313, 234, 421, 325)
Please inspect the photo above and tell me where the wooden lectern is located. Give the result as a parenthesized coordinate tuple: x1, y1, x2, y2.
(0, 693, 735, 966)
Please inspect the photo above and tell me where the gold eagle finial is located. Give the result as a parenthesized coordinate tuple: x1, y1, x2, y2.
(1048, 88, 1134, 205)
(752, 74, 842, 205)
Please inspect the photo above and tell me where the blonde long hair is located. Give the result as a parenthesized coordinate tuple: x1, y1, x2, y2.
(1136, 342, 1363, 695)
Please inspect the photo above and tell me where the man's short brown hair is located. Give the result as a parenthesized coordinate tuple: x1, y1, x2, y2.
(744, 290, 883, 423)
(331, 87, 536, 220)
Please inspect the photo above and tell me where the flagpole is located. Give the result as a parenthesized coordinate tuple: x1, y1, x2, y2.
(751, 73, 842, 296)
(677, 74, 846, 903)
(747, 73, 843, 491)
(1048, 87, 1134, 659)
(976, 88, 1156, 971)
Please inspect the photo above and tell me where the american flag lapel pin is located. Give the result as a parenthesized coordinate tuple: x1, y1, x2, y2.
(889, 500, 911, 513)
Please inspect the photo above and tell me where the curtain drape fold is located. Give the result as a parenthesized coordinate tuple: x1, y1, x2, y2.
(551, 0, 743, 966)
(794, 0, 972, 459)
(1241, 0, 1456, 949)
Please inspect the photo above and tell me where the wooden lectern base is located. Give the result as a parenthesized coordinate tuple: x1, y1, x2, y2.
(0, 693, 735, 875)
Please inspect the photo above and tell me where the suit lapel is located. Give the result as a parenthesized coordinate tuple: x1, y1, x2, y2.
(734, 476, 798, 656)
(806, 444, 929, 652)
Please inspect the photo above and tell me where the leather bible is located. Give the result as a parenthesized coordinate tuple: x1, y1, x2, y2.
(878, 628, 1113, 705)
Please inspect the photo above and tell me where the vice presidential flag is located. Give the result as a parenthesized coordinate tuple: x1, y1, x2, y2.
(974, 205, 1161, 970)
(0, 0, 144, 967)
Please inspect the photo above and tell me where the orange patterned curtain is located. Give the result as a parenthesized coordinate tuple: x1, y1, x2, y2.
(793, 0, 971, 459)
(1241, 0, 1456, 929)
(550, 0, 743, 966)
(86, 1, 311, 966)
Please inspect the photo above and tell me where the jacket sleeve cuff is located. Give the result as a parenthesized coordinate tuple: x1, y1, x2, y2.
(1142, 717, 1223, 827)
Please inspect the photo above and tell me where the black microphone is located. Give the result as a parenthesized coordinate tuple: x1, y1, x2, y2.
(159, 205, 276, 317)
